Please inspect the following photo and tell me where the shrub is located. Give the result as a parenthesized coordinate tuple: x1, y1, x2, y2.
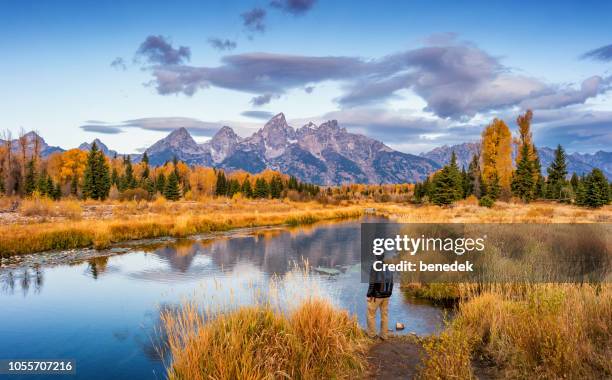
(478, 196, 494, 208)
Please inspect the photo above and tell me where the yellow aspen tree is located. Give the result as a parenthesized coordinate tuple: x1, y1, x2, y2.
(481, 118, 513, 198)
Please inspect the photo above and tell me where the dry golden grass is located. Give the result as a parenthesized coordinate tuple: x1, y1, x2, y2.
(0, 200, 365, 256)
(379, 201, 612, 223)
(162, 298, 367, 380)
(418, 285, 612, 379)
(19, 196, 82, 219)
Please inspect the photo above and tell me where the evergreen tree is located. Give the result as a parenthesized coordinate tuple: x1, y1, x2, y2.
(288, 176, 298, 190)
(467, 154, 481, 198)
(583, 168, 610, 208)
(111, 167, 119, 186)
(164, 171, 181, 201)
(227, 179, 241, 197)
(575, 176, 587, 206)
(46, 175, 53, 197)
(141, 152, 150, 179)
(36, 170, 49, 196)
(215, 171, 228, 196)
(460, 167, 470, 198)
(570, 173, 579, 192)
(155, 172, 166, 194)
(253, 177, 269, 198)
(144, 178, 155, 198)
(83, 142, 111, 200)
(484, 172, 501, 200)
(241, 177, 253, 198)
(24, 159, 37, 196)
(269, 176, 283, 198)
(121, 155, 136, 190)
(546, 144, 568, 199)
(430, 151, 463, 205)
(511, 142, 535, 201)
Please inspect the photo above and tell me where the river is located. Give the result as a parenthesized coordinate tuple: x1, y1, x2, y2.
(0, 218, 447, 379)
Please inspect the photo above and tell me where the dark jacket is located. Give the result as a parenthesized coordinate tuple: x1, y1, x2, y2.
(367, 264, 394, 298)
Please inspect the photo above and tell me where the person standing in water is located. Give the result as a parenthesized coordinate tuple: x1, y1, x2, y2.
(366, 260, 394, 339)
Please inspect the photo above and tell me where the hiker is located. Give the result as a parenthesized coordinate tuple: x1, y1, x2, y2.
(366, 260, 394, 339)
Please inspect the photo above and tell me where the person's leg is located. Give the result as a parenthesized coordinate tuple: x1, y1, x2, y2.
(379, 298, 389, 339)
(366, 299, 378, 337)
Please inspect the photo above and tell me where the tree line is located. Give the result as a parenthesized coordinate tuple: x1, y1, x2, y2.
(0, 135, 320, 202)
(414, 110, 611, 208)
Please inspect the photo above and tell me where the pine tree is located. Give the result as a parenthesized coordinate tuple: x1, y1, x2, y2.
(570, 173, 579, 191)
(83, 142, 111, 200)
(583, 168, 610, 208)
(253, 177, 269, 198)
(430, 151, 463, 205)
(121, 155, 136, 190)
(144, 178, 155, 198)
(512, 143, 535, 201)
(288, 176, 298, 190)
(269, 176, 283, 198)
(111, 167, 119, 186)
(241, 177, 253, 197)
(575, 176, 587, 206)
(546, 144, 568, 200)
(227, 179, 241, 197)
(24, 159, 37, 196)
(141, 152, 150, 179)
(467, 154, 481, 198)
(164, 171, 181, 201)
(36, 170, 49, 196)
(155, 172, 166, 194)
(215, 171, 227, 196)
(97, 151, 111, 200)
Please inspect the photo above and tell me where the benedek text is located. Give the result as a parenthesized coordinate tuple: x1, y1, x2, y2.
(372, 260, 474, 272)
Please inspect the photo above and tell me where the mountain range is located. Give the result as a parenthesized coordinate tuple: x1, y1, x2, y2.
(144, 113, 439, 184)
(420, 143, 612, 180)
(3, 113, 611, 183)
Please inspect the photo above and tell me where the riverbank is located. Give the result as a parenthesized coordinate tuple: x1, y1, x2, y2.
(0, 198, 367, 257)
(2, 197, 609, 258)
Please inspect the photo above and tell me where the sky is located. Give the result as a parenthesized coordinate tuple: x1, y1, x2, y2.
(1, 0, 611, 154)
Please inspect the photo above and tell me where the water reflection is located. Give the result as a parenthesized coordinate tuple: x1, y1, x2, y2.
(0, 267, 44, 296)
(138, 222, 364, 279)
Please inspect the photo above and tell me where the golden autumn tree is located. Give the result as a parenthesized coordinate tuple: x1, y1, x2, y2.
(481, 118, 513, 199)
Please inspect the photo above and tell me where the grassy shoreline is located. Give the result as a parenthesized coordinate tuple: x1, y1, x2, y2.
(0, 200, 365, 257)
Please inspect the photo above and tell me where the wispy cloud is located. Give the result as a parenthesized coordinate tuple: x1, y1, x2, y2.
(241, 8, 266, 33)
(208, 37, 237, 51)
(241, 110, 276, 120)
(136, 35, 191, 65)
(269, 0, 316, 16)
(80, 124, 124, 134)
(581, 43, 612, 61)
(110, 57, 127, 70)
(250, 93, 275, 106)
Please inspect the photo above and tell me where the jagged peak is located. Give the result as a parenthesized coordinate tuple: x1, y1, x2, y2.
(318, 120, 340, 130)
(214, 125, 238, 138)
(168, 127, 191, 137)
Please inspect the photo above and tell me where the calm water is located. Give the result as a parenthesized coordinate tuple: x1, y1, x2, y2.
(0, 219, 446, 380)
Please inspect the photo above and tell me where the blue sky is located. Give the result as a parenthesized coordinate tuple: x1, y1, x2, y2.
(1, 0, 611, 154)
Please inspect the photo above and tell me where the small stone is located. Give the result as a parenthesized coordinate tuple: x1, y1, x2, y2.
(395, 322, 405, 330)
